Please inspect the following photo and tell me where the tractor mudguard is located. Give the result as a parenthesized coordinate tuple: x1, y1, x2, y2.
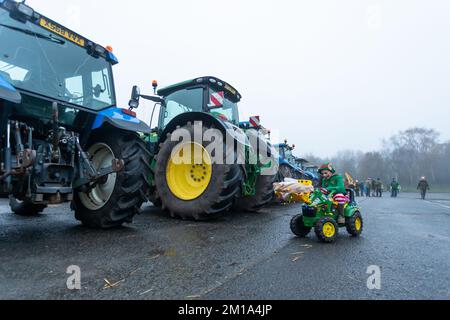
(92, 107, 151, 133)
(161, 112, 251, 148)
(0, 73, 21, 104)
(245, 128, 278, 175)
(344, 205, 359, 218)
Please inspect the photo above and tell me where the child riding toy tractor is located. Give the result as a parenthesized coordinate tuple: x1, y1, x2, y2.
(290, 188, 364, 243)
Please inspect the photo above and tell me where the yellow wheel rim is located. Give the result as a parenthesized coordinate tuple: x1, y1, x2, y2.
(166, 142, 213, 201)
(323, 222, 336, 238)
(355, 217, 362, 231)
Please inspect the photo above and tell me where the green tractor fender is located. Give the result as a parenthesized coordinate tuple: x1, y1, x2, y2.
(244, 128, 278, 176)
(345, 204, 360, 218)
(160, 112, 250, 147)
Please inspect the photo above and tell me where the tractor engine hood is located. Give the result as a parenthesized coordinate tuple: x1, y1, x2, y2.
(0, 73, 21, 104)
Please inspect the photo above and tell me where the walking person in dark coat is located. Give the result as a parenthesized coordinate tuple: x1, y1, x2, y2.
(417, 177, 430, 200)
(355, 180, 361, 197)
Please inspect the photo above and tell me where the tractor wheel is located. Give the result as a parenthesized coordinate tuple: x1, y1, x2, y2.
(290, 214, 312, 237)
(149, 195, 163, 208)
(234, 174, 276, 212)
(9, 196, 46, 216)
(315, 217, 339, 243)
(346, 211, 363, 237)
(154, 123, 242, 220)
(74, 130, 151, 229)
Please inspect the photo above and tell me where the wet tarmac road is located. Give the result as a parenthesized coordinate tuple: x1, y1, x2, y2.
(1, 193, 449, 300)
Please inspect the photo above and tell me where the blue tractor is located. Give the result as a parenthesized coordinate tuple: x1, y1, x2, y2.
(0, 0, 151, 228)
(274, 141, 317, 183)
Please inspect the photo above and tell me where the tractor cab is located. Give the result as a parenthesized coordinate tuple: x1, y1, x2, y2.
(156, 76, 241, 128)
(276, 142, 296, 163)
(0, 0, 121, 133)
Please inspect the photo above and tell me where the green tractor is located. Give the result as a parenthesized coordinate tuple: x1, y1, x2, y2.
(129, 76, 278, 220)
(290, 189, 363, 243)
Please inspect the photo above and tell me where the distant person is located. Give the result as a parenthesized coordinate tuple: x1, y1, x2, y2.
(365, 179, 372, 197)
(359, 181, 365, 197)
(376, 178, 383, 197)
(417, 177, 430, 200)
(371, 179, 377, 197)
(390, 178, 400, 198)
(355, 180, 361, 197)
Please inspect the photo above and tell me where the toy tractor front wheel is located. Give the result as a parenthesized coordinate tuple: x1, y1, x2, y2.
(154, 123, 242, 220)
(346, 211, 363, 237)
(74, 131, 151, 228)
(290, 214, 312, 237)
(315, 217, 339, 243)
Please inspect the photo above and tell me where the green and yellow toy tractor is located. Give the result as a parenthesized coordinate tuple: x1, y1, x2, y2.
(290, 189, 363, 243)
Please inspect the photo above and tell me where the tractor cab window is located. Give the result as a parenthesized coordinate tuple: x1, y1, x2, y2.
(208, 88, 239, 124)
(0, 7, 116, 110)
(161, 87, 203, 128)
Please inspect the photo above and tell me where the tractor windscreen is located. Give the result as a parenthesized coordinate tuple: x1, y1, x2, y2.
(0, 7, 115, 110)
(161, 87, 203, 128)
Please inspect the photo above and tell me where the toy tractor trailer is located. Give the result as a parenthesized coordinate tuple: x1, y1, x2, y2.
(0, 0, 151, 228)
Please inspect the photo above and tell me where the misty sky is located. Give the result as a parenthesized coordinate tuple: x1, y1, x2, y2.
(29, 0, 450, 157)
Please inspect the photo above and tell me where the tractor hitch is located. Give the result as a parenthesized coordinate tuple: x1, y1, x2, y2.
(73, 158, 124, 191)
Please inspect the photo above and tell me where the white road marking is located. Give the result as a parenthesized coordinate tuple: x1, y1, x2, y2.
(427, 200, 450, 211)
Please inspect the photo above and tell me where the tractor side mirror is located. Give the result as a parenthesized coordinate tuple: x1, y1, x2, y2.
(129, 85, 141, 109)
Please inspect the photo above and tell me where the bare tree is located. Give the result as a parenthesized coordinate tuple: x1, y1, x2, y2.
(300, 128, 449, 189)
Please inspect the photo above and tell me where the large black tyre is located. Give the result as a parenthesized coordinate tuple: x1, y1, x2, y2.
(315, 217, 339, 243)
(234, 174, 276, 212)
(290, 214, 312, 237)
(73, 130, 151, 228)
(9, 196, 47, 216)
(154, 123, 242, 220)
(346, 211, 363, 237)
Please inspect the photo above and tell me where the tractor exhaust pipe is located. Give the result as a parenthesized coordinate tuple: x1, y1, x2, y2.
(51, 102, 60, 162)
(2, 121, 12, 189)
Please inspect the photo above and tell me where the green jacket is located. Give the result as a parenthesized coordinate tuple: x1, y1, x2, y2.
(321, 174, 346, 194)
(391, 181, 400, 191)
